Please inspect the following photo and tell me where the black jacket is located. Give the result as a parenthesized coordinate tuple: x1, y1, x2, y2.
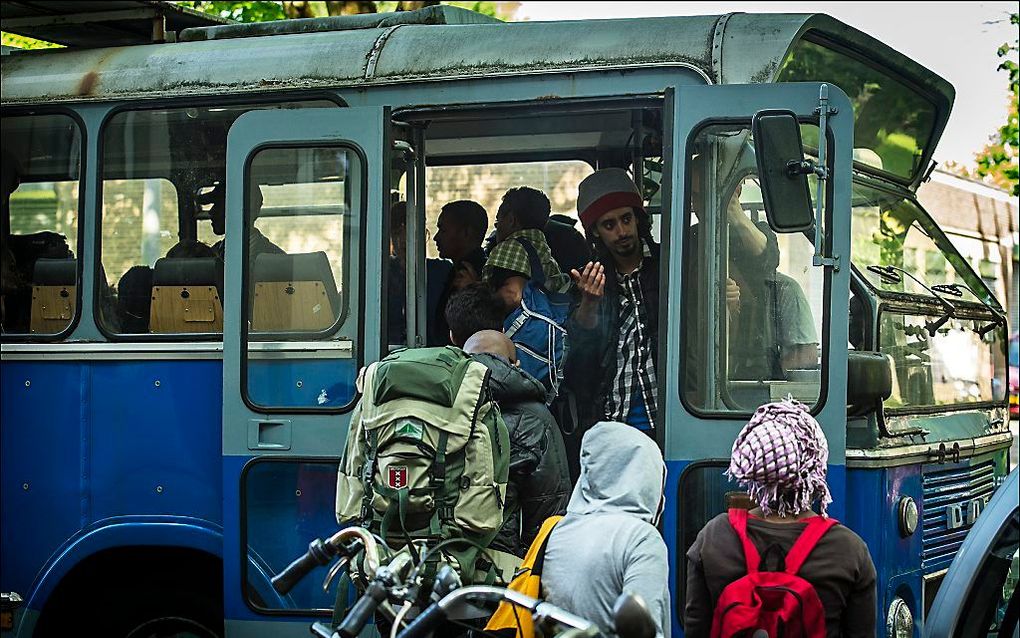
(563, 240, 662, 429)
(473, 353, 572, 557)
(544, 218, 592, 275)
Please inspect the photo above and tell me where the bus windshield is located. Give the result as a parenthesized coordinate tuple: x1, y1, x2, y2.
(850, 183, 992, 305)
(777, 37, 939, 182)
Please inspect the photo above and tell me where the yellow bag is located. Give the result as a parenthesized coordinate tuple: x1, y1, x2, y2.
(484, 515, 563, 638)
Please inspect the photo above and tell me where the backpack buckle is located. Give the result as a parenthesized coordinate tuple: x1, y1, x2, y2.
(430, 464, 446, 487)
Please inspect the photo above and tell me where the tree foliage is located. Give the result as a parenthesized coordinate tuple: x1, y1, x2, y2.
(0, 31, 61, 49)
(176, 1, 513, 21)
(973, 12, 1019, 196)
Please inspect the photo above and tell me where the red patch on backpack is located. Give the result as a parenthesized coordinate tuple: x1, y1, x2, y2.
(387, 466, 408, 489)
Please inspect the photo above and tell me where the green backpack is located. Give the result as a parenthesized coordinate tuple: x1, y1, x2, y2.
(336, 346, 510, 582)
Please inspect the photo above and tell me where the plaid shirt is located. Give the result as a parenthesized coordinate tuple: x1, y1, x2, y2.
(604, 242, 658, 424)
(483, 229, 570, 292)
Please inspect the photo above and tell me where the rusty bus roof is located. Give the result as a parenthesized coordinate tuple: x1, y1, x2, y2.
(1, 10, 952, 109)
(1, 9, 954, 188)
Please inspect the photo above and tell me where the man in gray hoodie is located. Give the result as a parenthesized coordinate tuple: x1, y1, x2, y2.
(543, 420, 670, 638)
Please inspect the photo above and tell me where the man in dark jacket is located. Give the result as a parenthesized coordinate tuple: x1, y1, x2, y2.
(565, 168, 661, 435)
(463, 329, 571, 557)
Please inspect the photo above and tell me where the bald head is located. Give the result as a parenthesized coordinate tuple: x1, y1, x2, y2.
(463, 330, 517, 362)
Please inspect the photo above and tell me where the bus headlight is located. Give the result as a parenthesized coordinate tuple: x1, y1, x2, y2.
(886, 597, 914, 638)
(898, 497, 918, 537)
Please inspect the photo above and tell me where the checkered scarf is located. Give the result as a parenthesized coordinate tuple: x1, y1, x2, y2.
(726, 399, 832, 518)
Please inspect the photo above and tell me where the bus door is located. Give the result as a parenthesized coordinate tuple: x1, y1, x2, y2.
(660, 83, 854, 626)
(221, 107, 389, 632)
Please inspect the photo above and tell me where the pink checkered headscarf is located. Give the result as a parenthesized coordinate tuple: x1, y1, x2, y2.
(726, 399, 832, 518)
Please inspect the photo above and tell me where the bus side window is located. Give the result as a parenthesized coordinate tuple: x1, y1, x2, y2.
(98, 100, 335, 338)
(1, 115, 82, 337)
(243, 147, 352, 411)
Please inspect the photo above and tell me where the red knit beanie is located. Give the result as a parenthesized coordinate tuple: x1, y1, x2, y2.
(577, 168, 644, 232)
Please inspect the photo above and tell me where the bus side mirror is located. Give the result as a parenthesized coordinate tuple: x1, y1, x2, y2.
(847, 351, 893, 416)
(751, 110, 815, 233)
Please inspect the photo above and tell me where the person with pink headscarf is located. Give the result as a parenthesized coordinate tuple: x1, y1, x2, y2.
(683, 399, 877, 638)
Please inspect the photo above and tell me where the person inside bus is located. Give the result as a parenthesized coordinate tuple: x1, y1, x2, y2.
(1, 149, 25, 331)
(202, 181, 284, 261)
(461, 329, 570, 559)
(544, 213, 592, 276)
(165, 238, 217, 259)
(482, 186, 570, 314)
(387, 200, 409, 344)
(565, 168, 661, 436)
(687, 162, 818, 381)
(543, 420, 671, 638)
(479, 212, 592, 283)
(115, 265, 153, 333)
(386, 200, 452, 346)
(432, 199, 489, 345)
(442, 282, 505, 348)
(683, 399, 876, 637)
(1, 149, 79, 333)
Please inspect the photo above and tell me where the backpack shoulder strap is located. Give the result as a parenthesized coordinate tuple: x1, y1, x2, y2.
(514, 236, 547, 289)
(529, 515, 563, 577)
(727, 508, 761, 574)
(784, 516, 839, 575)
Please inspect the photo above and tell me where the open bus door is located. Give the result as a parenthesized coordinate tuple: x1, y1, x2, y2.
(659, 83, 854, 631)
(220, 107, 391, 634)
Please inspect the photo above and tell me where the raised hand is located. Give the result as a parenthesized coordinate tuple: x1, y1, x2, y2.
(726, 277, 740, 315)
(570, 261, 605, 329)
(570, 261, 605, 303)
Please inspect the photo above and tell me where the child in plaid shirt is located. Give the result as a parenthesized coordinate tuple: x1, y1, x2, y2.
(483, 187, 571, 313)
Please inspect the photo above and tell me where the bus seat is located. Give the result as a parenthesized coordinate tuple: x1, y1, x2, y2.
(30, 258, 76, 334)
(251, 252, 339, 332)
(150, 257, 223, 333)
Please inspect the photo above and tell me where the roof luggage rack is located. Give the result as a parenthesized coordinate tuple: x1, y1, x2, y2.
(0, 1, 231, 48)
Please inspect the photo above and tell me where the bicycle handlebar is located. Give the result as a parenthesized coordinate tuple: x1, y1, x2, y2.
(395, 586, 597, 638)
(336, 579, 389, 638)
(271, 538, 337, 595)
(270, 526, 377, 596)
(393, 600, 447, 638)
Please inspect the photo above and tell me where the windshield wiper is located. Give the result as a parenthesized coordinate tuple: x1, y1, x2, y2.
(929, 283, 1005, 337)
(866, 264, 956, 336)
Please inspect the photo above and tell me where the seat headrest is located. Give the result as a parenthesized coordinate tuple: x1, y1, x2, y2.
(252, 252, 336, 290)
(33, 258, 76, 286)
(153, 257, 220, 286)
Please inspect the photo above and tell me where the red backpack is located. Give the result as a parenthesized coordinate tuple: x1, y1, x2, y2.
(710, 508, 837, 638)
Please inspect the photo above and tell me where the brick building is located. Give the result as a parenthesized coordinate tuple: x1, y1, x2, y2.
(917, 170, 1019, 332)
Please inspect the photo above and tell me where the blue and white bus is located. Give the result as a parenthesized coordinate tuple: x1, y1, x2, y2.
(1, 5, 1011, 637)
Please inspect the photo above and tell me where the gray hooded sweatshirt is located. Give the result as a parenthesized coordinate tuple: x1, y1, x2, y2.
(543, 421, 671, 638)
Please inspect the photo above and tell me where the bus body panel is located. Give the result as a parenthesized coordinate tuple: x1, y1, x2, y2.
(0, 358, 222, 626)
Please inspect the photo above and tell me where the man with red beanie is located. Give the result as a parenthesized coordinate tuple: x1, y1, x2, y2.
(565, 168, 661, 444)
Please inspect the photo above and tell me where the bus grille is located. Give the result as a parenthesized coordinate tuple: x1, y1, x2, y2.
(921, 459, 996, 572)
